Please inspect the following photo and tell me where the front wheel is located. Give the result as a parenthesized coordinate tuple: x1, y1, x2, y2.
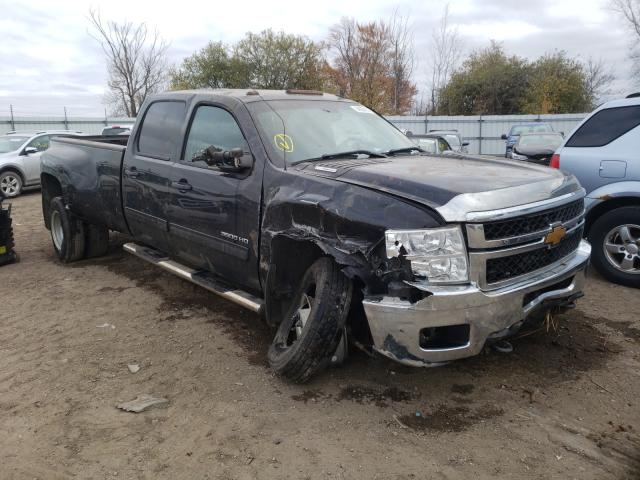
(588, 206, 640, 288)
(0, 171, 23, 198)
(268, 257, 353, 383)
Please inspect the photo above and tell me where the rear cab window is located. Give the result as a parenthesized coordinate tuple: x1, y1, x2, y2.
(136, 101, 186, 160)
(566, 105, 640, 147)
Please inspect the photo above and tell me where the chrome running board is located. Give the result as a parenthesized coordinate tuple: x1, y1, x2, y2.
(123, 242, 263, 314)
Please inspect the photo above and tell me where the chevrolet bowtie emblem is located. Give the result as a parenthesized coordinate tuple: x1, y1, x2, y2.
(544, 224, 567, 246)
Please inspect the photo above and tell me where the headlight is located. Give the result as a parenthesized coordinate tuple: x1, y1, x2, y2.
(511, 152, 528, 160)
(385, 226, 469, 283)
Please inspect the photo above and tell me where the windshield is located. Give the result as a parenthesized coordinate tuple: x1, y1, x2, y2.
(510, 124, 553, 136)
(442, 134, 460, 147)
(518, 134, 563, 148)
(0, 135, 29, 154)
(414, 138, 438, 153)
(247, 100, 416, 164)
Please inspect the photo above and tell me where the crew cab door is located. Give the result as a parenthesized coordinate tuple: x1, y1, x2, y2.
(168, 103, 263, 291)
(123, 100, 186, 252)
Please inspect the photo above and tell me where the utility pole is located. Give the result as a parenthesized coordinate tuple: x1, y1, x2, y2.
(9, 104, 15, 131)
(63, 106, 69, 130)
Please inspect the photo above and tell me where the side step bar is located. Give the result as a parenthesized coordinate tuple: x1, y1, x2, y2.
(123, 242, 264, 315)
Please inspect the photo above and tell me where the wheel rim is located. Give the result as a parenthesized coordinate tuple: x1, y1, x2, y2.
(603, 224, 640, 275)
(285, 287, 315, 347)
(0, 174, 20, 196)
(51, 210, 64, 251)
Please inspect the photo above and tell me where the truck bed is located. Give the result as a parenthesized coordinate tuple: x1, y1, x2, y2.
(41, 136, 130, 234)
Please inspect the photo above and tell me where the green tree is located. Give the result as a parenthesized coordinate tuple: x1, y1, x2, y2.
(169, 30, 328, 91)
(521, 52, 591, 113)
(169, 41, 248, 90)
(438, 41, 529, 115)
(233, 29, 327, 90)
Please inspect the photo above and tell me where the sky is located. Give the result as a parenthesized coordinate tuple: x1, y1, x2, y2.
(0, 0, 634, 117)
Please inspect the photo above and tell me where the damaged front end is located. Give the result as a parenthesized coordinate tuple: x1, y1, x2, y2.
(260, 158, 591, 368)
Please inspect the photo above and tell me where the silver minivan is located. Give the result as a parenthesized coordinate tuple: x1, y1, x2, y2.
(0, 131, 78, 197)
(553, 95, 640, 287)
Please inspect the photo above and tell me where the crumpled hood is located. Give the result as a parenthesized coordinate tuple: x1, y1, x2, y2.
(295, 154, 583, 222)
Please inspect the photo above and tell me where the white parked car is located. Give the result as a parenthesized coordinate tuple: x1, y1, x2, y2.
(0, 131, 80, 197)
(101, 125, 133, 136)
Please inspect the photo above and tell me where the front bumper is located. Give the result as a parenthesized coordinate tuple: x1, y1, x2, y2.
(362, 240, 591, 366)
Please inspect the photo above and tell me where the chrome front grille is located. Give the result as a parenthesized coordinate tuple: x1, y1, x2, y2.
(483, 199, 584, 240)
(466, 197, 585, 290)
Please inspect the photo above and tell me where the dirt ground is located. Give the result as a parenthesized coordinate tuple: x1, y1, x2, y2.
(1, 191, 639, 480)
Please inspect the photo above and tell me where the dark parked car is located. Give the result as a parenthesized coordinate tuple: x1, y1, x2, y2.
(501, 123, 555, 157)
(509, 132, 564, 165)
(40, 89, 590, 382)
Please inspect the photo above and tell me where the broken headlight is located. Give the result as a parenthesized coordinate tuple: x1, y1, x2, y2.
(385, 226, 469, 283)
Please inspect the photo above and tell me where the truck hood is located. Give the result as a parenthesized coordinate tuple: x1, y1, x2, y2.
(294, 154, 583, 222)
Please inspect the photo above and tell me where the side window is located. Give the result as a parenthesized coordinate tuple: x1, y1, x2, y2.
(566, 105, 640, 148)
(27, 135, 50, 152)
(183, 105, 249, 168)
(438, 138, 450, 152)
(137, 101, 186, 159)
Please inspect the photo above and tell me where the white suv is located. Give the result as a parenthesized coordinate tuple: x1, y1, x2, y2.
(553, 94, 640, 287)
(0, 131, 80, 197)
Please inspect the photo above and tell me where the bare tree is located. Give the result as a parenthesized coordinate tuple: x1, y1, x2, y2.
(389, 10, 416, 114)
(328, 17, 417, 114)
(427, 5, 462, 114)
(610, 0, 640, 84)
(89, 9, 169, 117)
(584, 57, 616, 106)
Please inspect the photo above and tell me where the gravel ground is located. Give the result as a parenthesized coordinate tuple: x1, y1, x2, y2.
(1, 191, 639, 480)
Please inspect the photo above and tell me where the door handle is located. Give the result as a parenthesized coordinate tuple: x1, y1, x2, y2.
(171, 180, 192, 192)
(124, 167, 138, 178)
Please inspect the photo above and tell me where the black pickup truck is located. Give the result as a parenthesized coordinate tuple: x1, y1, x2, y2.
(41, 89, 591, 382)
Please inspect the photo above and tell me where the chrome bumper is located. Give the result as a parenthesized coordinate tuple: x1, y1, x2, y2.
(362, 240, 591, 366)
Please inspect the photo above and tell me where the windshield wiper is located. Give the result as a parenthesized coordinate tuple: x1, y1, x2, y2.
(384, 146, 425, 156)
(291, 149, 388, 165)
(321, 150, 388, 160)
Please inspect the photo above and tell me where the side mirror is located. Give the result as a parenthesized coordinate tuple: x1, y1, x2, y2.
(500, 134, 508, 140)
(462, 141, 470, 147)
(560, 131, 564, 137)
(23, 146, 38, 155)
(198, 146, 253, 172)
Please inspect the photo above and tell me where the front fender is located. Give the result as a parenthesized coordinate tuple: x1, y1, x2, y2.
(0, 158, 27, 179)
(259, 169, 441, 291)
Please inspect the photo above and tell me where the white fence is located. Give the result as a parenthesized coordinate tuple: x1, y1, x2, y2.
(2, 113, 588, 156)
(387, 113, 587, 155)
(0, 115, 135, 135)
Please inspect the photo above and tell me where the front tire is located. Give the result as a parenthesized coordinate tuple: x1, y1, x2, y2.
(588, 206, 640, 288)
(0, 171, 23, 198)
(268, 257, 353, 383)
(50, 197, 85, 263)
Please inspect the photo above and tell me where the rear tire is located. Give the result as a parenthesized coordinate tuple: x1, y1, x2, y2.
(50, 197, 85, 263)
(588, 206, 640, 288)
(0, 171, 23, 198)
(268, 257, 353, 383)
(85, 223, 109, 258)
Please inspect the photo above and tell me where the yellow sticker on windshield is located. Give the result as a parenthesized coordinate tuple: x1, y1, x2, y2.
(274, 133, 294, 152)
